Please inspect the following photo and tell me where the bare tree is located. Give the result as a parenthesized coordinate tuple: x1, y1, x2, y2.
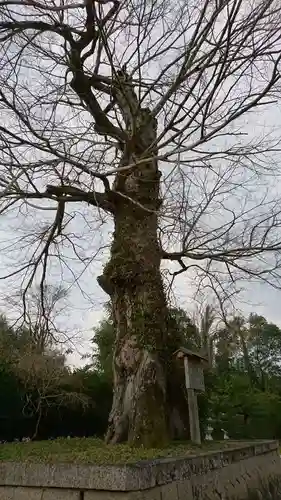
(15, 348, 89, 439)
(1, 0, 281, 446)
(197, 304, 217, 367)
(6, 285, 69, 352)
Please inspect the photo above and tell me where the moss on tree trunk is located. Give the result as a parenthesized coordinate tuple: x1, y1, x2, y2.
(97, 95, 189, 447)
(98, 196, 191, 446)
(99, 201, 169, 446)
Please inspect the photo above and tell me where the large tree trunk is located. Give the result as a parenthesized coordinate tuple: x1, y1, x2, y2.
(99, 177, 170, 446)
(97, 75, 190, 446)
(99, 198, 190, 446)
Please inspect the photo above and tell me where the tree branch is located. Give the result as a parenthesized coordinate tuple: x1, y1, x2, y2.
(0, 20, 73, 43)
(0, 0, 85, 11)
(1, 185, 115, 214)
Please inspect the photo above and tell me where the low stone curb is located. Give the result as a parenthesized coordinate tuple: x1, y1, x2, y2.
(0, 440, 278, 492)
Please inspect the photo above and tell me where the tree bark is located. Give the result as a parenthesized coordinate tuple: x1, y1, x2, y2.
(100, 199, 191, 446)
(96, 72, 190, 446)
(96, 122, 177, 445)
(99, 175, 170, 446)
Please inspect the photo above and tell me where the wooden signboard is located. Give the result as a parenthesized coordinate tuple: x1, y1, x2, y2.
(184, 357, 205, 392)
(174, 347, 208, 445)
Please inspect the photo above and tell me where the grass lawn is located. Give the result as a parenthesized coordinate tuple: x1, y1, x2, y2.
(0, 438, 250, 465)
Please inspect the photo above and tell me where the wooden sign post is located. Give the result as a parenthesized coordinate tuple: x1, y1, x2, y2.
(174, 348, 208, 445)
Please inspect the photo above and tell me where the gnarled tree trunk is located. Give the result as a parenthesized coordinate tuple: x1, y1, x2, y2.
(100, 200, 191, 446)
(99, 161, 169, 445)
(97, 73, 189, 447)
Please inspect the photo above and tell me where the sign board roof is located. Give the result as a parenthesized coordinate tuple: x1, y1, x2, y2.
(174, 347, 208, 363)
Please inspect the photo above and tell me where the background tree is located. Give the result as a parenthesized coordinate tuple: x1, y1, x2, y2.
(196, 304, 217, 366)
(6, 285, 70, 351)
(14, 348, 89, 439)
(1, 0, 281, 446)
(91, 303, 114, 380)
(238, 314, 281, 389)
(0, 313, 110, 441)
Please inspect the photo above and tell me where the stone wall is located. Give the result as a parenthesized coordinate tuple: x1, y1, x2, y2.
(0, 440, 280, 499)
